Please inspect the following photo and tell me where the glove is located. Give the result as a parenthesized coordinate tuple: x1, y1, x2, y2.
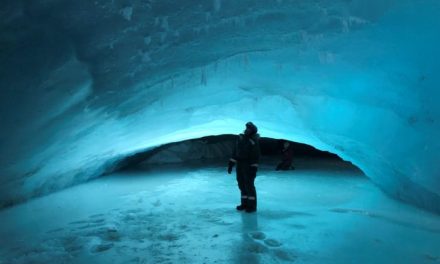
(227, 161, 235, 174)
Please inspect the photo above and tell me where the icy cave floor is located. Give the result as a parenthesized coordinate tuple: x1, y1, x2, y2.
(1, 159, 440, 264)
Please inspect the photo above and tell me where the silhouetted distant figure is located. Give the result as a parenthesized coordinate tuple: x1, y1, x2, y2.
(276, 141, 295, 171)
(227, 122, 260, 213)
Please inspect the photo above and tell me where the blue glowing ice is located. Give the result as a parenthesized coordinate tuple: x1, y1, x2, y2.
(0, 0, 439, 213)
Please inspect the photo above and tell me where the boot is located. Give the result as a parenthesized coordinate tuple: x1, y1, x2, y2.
(236, 196, 247, 211)
(245, 196, 257, 213)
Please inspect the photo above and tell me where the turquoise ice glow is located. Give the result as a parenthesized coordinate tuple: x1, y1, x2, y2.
(0, 0, 439, 213)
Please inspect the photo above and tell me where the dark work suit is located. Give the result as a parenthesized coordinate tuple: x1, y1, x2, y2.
(229, 133, 260, 210)
(276, 145, 294, 171)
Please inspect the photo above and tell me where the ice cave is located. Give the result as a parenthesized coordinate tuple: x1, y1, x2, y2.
(0, 0, 439, 263)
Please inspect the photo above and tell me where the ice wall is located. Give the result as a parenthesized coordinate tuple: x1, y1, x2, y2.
(0, 0, 439, 211)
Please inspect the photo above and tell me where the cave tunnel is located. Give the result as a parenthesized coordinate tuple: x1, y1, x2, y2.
(1, 0, 440, 263)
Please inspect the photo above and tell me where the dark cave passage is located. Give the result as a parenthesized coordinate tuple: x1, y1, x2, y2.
(115, 135, 353, 174)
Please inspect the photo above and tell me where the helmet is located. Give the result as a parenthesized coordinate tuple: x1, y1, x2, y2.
(245, 122, 258, 135)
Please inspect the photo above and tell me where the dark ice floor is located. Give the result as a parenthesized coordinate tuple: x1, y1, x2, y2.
(1, 159, 439, 264)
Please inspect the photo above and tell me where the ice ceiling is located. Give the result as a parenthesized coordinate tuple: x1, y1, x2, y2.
(0, 0, 439, 212)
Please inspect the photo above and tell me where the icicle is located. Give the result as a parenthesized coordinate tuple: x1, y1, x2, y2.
(201, 68, 207, 86)
(342, 18, 349, 33)
(161, 16, 169, 31)
(160, 32, 167, 43)
(243, 54, 249, 67)
(213, 0, 221, 12)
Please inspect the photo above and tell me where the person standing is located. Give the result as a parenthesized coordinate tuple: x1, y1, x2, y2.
(228, 122, 260, 213)
(276, 141, 295, 171)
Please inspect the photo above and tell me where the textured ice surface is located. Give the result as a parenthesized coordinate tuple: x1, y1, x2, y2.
(0, 161, 439, 263)
(140, 137, 234, 165)
(0, 0, 439, 212)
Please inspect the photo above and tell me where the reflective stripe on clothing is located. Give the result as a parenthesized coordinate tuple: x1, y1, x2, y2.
(248, 196, 256, 200)
(241, 196, 248, 199)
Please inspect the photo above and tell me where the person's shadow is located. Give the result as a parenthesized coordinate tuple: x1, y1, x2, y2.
(232, 212, 263, 263)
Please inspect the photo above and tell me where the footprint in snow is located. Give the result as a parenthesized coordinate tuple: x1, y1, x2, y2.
(264, 238, 282, 247)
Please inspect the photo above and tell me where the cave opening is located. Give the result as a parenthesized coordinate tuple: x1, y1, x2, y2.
(115, 134, 360, 176)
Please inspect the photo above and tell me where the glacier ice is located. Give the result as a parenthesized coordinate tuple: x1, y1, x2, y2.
(0, 0, 439, 214)
(1, 163, 440, 263)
